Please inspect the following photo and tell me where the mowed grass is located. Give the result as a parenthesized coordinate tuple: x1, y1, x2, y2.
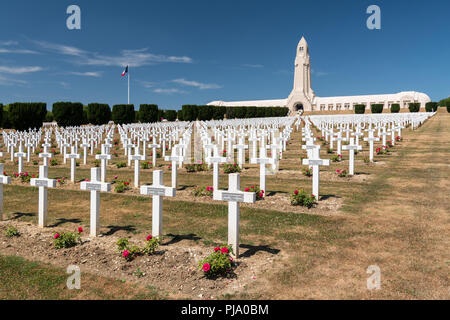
(1, 108, 449, 299)
(0, 255, 165, 300)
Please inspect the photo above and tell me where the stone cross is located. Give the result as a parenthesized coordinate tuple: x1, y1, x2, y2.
(39, 143, 53, 167)
(268, 142, 282, 171)
(80, 141, 90, 165)
(125, 140, 136, 167)
(129, 146, 146, 188)
(80, 168, 111, 237)
(363, 130, 380, 162)
(14, 144, 27, 174)
(140, 170, 176, 238)
(164, 145, 184, 188)
(248, 135, 259, 160)
(206, 146, 227, 191)
(233, 137, 248, 169)
(61, 141, 70, 164)
(250, 147, 274, 197)
(379, 127, 390, 146)
(213, 173, 256, 258)
(65, 146, 81, 183)
(302, 147, 330, 201)
(30, 165, 56, 227)
(335, 131, 345, 156)
(148, 142, 161, 167)
(0, 163, 11, 220)
(342, 137, 362, 175)
(95, 144, 112, 182)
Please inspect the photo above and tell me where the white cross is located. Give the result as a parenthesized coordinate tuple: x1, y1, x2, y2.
(0, 163, 11, 220)
(140, 170, 176, 238)
(233, 137, 248, 169)
(95, 144, 111, 182)
(129, 146, 146, 187)
(61, 141, 70, 164)
(80, 168, 111, 237)
(30, 165, 56, 227)
(206, 146, 227, 191)
(268, 142, 282, 171)
(379, 127, 390, 146)
(65, 146, 81, 183)
(148, 143, 161, 167)
(14, 144, 27, 174)
(302, 147, 330, 201)
(213, 173, 256, 258)
(39, 143, 53, 167)
(342, 137, 362, 175)
(80, 141, 90, 165)
(364, 130, 380, 162)
(250, 147, 274, 197)
(164, 145, 184, 188)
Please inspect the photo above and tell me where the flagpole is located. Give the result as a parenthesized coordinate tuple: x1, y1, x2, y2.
(128, 66, 130, 104)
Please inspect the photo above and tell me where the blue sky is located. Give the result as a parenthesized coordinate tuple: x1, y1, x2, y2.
(0, 0, 449, 110)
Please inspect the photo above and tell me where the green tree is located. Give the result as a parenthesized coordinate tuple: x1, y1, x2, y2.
(52, 102, 83, 127)
(390, 104, 400, 113)
(177, 109, 184, 121)
(8, 103, 47, 130)
(165, 110, 177, 121)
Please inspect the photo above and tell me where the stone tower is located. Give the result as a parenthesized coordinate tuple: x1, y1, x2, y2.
(287, 37, 315, 112)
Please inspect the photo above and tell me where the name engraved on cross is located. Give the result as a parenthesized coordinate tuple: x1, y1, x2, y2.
(80, 168, 111, 236)
(0, 163, 11, 220)
(213, 173, 256, 258)
(30, 165, 56, 227)
(140, 170, 176, 238)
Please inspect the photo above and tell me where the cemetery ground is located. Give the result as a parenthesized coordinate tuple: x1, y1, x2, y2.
(0, 109, 449, 299)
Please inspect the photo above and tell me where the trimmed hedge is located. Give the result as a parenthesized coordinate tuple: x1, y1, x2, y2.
(408, 103, 420, 113)
(391, 104, 400, 113)
(177, 109, 184, 121)
(158, 109, 164, 122)
(138, 104, 158, 123)
(371, 104, 384, 114)
(52, 102, 84, 127)
(446, 100, 450, 113)
(45, 111, 54, 122)
(112, 104, 135, 124)
(8, 102, 47, 130)
(181, 105, 288, 120)
(87, 103, 111, 125)
(0, 104, 3, 127)
(425, 102, 438, 112)
(165, 110, 177, 122)
(354, 104, 366, 114)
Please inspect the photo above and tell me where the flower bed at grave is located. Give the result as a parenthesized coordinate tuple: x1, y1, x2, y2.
(223, 163, 241, 174)
(141, 161, 152, 170)
(192, 186, 214, 198)
(117, 234, 160, 262)
(244, 185, 264, 200)
(113, 176, 131, 193)
(53, 226, 83, 249)
(290, 189, 316, 208)
(376, 146, 390, 155)
(331, 154, 343, 162)
(185, 163, 208, 173)
(396, 136, 403, 142)
(336, 169, 347, 178)
(302, 167, 312, 177)
(199, 245, 234, 278)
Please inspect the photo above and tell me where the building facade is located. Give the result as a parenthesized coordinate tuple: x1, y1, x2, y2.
(208, 37, 431, 113)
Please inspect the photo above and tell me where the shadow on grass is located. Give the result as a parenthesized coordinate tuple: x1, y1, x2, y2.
(239, 244, 280, 258)
(8, 212, 35, 220)
(103, 225, 137, 236)
(266, 190, 290, 197)
(48, 218, 82, 228)
(163, 233, 202, 245)
(177, 185, 195, 191)
(319, 194, 341, 201)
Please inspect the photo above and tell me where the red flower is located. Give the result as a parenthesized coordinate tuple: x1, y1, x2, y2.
(214, 247, 220, 252)
(202, 263, 210, 272)
(221, 247, 229, 254)
(245, 187, 250, 192)
(122, 250, 130, 258)
(294, 190, 299, 195)
(54, 233, 60, 239)
(78, 227, 83, 233)
(261, 190, 264, 193)
(146, 234, 152, 241)
(259, 193, 263, 198)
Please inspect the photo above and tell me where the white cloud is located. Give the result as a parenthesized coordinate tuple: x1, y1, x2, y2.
(0, 41, 19, 46)
(69, 71, 102, 77)
(0, 66, 43, 74)
(0, 49, 39, 54)
(0, 75, 27, 86)
(153, 88, 187, 94)
(242, 64, 264, 68)
(172, 78, 221, 90)
(311, 69, 329, 77)
(136, 80, 156, 88)
(34, 41, 192, 67)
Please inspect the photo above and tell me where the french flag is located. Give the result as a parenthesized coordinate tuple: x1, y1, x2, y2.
(121, 65, 128, 77)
